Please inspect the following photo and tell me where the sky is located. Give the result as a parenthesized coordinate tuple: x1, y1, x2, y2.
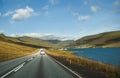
(0, 0, 120, 40)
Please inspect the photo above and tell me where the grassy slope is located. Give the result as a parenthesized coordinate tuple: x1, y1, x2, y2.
(0, 40, 38, 62)
(0, 34, 57, 48)
(18, 37, 74, 48)
(47, 50, 120, 78)
(0, 34, 74, 49)
(0, 34, 43, 62)
(73, 31, 120, 48)
(0, 34, 21, 42)
(0, 34, 72, 62)
(17, 36, 57, 48)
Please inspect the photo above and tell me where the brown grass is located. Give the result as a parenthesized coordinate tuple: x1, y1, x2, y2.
(46, 50, 120, 78)
(0, 41, 38, 62)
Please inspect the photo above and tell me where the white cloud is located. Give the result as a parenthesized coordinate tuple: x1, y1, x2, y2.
(11, 6, 36, 21)
(2, 6, 37, 21)
(49, 0, 59, 5)
(3, 11, 14, 16)
(72, 11, 90, 22)
(91, 6, 100, 13)
(0, 30, 4, 34)
(113, 0, 120, 6)
(10, 33, 73, 41)
(78, 15, 90, 21)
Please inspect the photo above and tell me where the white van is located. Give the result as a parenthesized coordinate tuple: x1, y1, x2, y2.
(40, 49, 45, 55)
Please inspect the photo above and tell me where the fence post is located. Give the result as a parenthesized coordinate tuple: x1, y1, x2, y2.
(70, 59, 71, 64)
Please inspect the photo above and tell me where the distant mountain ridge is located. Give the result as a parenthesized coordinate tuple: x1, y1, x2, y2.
(70, 31, 120, 48)
(44, 40, 61, 44)
(0, 34, 73, 48)
(1, 30, 119, 48)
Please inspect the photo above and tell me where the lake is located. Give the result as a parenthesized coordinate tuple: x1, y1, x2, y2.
(67, 48, 120, 66)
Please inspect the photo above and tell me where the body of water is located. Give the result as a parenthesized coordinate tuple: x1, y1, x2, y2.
(67, 48, 120, 66)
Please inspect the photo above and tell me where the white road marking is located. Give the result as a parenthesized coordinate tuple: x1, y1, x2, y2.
(0, 68, 14, 78)
(0, 62, 25, 78)
(14, 62, 25, 72)
(27, 58, 33, 61)
(0, 56, 35, 78)
(48, 55, 82, 78)
(0, 63, 25, 78)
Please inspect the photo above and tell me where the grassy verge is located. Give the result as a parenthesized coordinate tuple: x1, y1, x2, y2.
(46, 50, 120, 78)
(0, 41, 39, 62)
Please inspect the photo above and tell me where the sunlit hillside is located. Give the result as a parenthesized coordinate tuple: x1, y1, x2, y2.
(0, 40, 38, 62)
(71, 31, 120, 48)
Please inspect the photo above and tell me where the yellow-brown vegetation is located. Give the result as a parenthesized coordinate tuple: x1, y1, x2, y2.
(0, 41, 38, 62)
(47, 50, 120, 78)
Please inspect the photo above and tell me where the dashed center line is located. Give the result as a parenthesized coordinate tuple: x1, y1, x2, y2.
(14, 62, 25, 72)
(0, 57, 34, 78)
(27, 58, 33, 62)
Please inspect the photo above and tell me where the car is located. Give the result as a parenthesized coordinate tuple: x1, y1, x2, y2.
(40, 49, 45, 55)
(40, 51, 45, 55)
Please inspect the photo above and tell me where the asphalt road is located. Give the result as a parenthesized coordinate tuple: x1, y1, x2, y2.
(0, 52, 82, 78)
(0, 52, 38, 77)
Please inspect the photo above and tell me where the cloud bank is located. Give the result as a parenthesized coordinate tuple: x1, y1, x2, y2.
(10, 33, 73, 41)
(11, 6, 36, 21)
(0, 30, 4, 34)
(72, 12, 90, 22)
(2, 6, 37, 22)
(78, 15, 90, 21)
(91, 6, 100, 13)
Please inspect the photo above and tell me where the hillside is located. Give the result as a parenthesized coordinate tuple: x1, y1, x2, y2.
(0, 34, 73, 49)
(71, 31, 120, 48)
(0, 34, 38, 62)
(0, 34, 49, 48)
(44, 40, 74, 48)
(0, 34, 21, 42)
(17, 37, 74, 48)
(16, 36, 57, 48)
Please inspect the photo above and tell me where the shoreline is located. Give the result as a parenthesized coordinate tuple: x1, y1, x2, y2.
(47, 50, 120, 78)
(67, 48, 120, 66)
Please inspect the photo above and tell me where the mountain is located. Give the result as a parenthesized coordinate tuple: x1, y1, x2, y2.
(0, 34, 53, 48)
(45, 40, 74, 45)
(16, 36, 56, 48)
(17, 37, 74, 48)
(0, 34, 39, 62)
(55, 40, 74, 47)
(44, 40, 61, 44)
(1, 30, 120, 48)
(0, 34, 73, 48)
(0, 34, 21, 43)
(70, 31, 120, 48)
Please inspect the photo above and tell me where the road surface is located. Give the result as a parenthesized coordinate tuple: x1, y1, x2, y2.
(0, 52, 82, 78)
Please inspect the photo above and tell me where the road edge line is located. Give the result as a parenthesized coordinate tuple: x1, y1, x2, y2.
(48, 55, 82, 78)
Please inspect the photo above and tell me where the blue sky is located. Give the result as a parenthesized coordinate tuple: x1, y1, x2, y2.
(0, 0, 120, 40)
